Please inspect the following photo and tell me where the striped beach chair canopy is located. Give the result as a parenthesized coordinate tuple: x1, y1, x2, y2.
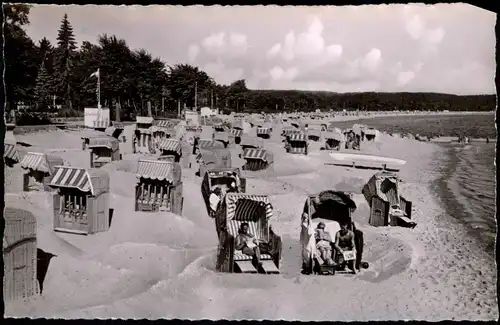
(21, 152, 64, 175)
(49, 166, 109, 196)
(136, 159, 182, 184)
(242, 148, 273, 163)
(229, 128, 243, 137)
(157, 138, 182, 155)
(88, 136, 120, 151)
(225, 194, 273, 221)
(198, 139, 224, 149)
(288, 133, 307, 142)
(112, 122, 125, 129)
(256, 127, 272, 135)
(4, 142, 20, 163)
(223, 194, 274, 241)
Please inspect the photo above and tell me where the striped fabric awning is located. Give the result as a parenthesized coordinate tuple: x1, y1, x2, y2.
(88, 137, 119, 150)
(20, 152, 50, 173)
(112, 122, 124, 129)
(136, 159, 181, 183)
(242, 148, 268, 162)
(225, 194, 274, 222)
(229, 128, 243, 137)
(93, 120, 109, 128)
(155, 120, 171, 128)
(288, 133, 307, 142)
(198, 139, 224, 149)
(256, 127, 271, 135)
(157, 138, 181, 155)
(4, 143, 19, 162)
(49, 166, 93, 194)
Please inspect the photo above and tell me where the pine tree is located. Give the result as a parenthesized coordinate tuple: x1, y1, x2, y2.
(54, 13, 77, 110)
(34, 63, 52, 111)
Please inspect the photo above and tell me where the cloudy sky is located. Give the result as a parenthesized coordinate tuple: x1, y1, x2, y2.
(25, 4, 496, 95)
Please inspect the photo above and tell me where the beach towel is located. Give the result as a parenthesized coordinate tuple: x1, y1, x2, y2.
(300, 218, 316, 265)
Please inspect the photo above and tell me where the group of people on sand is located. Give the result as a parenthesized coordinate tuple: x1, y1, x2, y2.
(302, 212, 359, 274)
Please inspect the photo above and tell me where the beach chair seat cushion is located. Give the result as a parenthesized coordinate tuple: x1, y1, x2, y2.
(234, 251, 273, 261)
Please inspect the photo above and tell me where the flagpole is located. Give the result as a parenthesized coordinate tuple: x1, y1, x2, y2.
(97, 68, 101, 109)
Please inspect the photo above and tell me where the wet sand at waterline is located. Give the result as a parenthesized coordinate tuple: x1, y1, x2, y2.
(4, 118, 498, 321)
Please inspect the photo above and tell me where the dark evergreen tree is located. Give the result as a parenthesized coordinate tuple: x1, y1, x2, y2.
(34, 63, 52, 111)
(54, 13, 77, 110)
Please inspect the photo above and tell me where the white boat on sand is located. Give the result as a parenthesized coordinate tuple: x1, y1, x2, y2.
(326, 152, 406, 171)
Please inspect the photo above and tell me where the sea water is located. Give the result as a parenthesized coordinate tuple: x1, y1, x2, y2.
(331, 113, 496, 252)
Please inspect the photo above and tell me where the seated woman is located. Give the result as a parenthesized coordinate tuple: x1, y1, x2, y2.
(314, 222, 334, 266)
(235, 222, 268, 274)
(333, 222, 358, 274)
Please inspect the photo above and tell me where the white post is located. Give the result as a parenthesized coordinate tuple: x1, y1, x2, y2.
(194, 81, 198, 111)
(97, 68, 101, 109)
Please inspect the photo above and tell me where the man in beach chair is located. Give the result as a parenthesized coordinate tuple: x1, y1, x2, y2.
(235, 222, 268, 274)
(334, 222, 358, 274)
(315, 222, 335, 266)
(209, 187, 222, 217)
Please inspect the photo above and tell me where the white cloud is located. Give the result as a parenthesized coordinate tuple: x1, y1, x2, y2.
(202, 32, 226, 55)
(405, 14, 425, 40)
(269, 66, 299, 81)
(204, 60, 244, 86)
(397, 71, 415, 86)
(267, 16, 342, 65)
(361, 48, 382, 71)
(187, 44, 200, 62)
(201, 31, 248, 57)
(267, 43, 281, 58)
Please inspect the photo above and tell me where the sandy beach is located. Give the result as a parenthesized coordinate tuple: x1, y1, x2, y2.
(4, 115, 498, 321)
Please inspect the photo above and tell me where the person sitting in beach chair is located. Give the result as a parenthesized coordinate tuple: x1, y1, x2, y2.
(315, 222, 335, 266)
(209, 187, 222, 217)
(227, 181, 238, 194)
(334, 222, 357, 274)
(235, 222, 268, 274)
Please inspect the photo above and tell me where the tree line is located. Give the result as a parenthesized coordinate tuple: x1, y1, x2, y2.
(3, 5, 495, 124)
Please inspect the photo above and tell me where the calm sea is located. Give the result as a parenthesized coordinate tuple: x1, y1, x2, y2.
(331, 113, 497, 251)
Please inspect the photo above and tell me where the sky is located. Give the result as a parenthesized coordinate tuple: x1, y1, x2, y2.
(24, 4, 496, 95)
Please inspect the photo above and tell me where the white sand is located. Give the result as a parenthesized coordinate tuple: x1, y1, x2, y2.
(4, 118, 497, 321)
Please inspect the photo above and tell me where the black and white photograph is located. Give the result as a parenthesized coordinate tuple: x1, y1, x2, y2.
(2, 2, 497, 321)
